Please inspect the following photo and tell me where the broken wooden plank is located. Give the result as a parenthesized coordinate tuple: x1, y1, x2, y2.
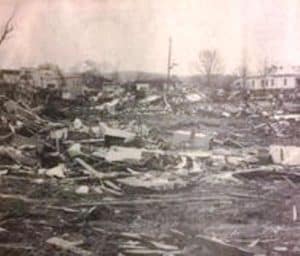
(233, 169, 300, 183)
(193, 234, 254, 256)
(63, 138, 104, 144)
(72, 195, 237, 207)
(0, 243, 33, 254)
(75, 157, 125, 179)
(293, 205, 298, 222)
(150, 240, 179, 251)
(0, 146, 37, 166)
(0, 193, 38, 203)
(74, 157, 105, 179)
(100, 184, 123, 196)
(46, 237, 92, 256)
(0, 193, 79, 213)
(122, 248, 181, 255)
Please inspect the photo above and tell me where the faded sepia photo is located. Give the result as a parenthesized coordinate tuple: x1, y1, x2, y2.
(0, 0, 299, 255)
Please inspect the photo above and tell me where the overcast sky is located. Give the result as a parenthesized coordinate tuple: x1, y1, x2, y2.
(0, 0, 299, 75)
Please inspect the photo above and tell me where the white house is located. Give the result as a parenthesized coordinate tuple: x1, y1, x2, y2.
(234, 66, 300, 92)
(244, 74, 299, 91)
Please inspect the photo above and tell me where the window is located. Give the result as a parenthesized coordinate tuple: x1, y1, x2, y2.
(284, 78, 287, 86)
(271, 79, 274, 86)
(266, 80, 268, 86)
(261, 79, 264, 87)
(252, 80, 255, 86)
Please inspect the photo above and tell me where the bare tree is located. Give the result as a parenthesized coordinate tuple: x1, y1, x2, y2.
(258, 57, 275, 90)
(238, 64, 248, 83)
(237, 63, 248, 89)
(0, 10, 15, 47)
(235, 64, 250, 104)
(197, 49, 222, 87)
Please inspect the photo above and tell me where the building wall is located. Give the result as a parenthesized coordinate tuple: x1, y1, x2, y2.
(2, 73, 19, 84)
(245, 76, 297, 90)
(136, 83, 150, 91)
(63, 76, 86, 99)
(19, 69, 35, 89)
(22, 68, 62, 89)
(38, 68, 62, 89)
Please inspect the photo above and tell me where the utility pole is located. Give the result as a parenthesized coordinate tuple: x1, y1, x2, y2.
(163, 37, 172, 110)
(164, 37, 178, 109)
(167, 37, 172, 87)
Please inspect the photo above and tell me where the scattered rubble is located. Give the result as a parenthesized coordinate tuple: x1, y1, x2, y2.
(270, 144, 300, 166)
(0, 81, 299, 255)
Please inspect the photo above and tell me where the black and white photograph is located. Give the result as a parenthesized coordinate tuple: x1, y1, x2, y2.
(0, 0, 299, 255)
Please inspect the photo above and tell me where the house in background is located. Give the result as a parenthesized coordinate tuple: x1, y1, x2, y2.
(127, 79, 166, 96)
(34, 66, 63, 90)
(0, 69, 20, 85)
(135, 81, 151, 91)
(125, 77, 181, 100)
(63, 72, 113, 100)
(19, 66, 64, 91)
(81, 72, 112, 90)
(19, 68, 35, 89)
(0, 65, 116, 102)
(0, 69, 20, 96)
(101, 82, 124, 97)
(234, 66, 300, 98)
(63, 74, 86, 100)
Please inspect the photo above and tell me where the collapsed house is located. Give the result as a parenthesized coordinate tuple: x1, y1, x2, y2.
(0, 65, 114, 105)
(0, 69, 20, 98)
(0, 61, 300, 255)
(126, 77, 181, 96)
(63, 72, 113, 100)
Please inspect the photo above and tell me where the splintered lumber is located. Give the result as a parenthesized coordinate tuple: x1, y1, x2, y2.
(293, 205, 298, 222)
(122, 248, 181, 255)
(119, 232, 181, 255)
(39, 164, 68, 178)
(270, 145, 300, 166)
(74, 158, 105, 179)
(72, 195, 235, 207)
(194, 235, 254, 256)
(170, 229, 185, 240)
(0, 193, 78, 213)
(45, 205, 80, 213)
(74, 158, 125, 179)
(0, 193, 38, 203)
(4, 100, 47, 124)
(63, 138, 104, 144)
(150, 241, 179, 251)
(120, 232, 142, 240)
(104, 180, 122, 191)
(0, 146, 37, 166)
(0, 132, 13, 143)
(283, 176, 297, 188)
(224, 138, 243, 148)
(119, 244, 147, 250)
(0, 243, 33, 254)
(0, 227, 7, 232)
(233, 169, 300, 183)
(46, 237, 92, 256)
(100, 184, 123, 196)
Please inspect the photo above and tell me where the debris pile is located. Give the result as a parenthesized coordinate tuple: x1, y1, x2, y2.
(0, 84, 300, 255)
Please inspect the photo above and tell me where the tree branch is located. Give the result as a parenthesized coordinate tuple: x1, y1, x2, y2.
(0, 10, 16, 46)
(197, 49, 222, 87)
